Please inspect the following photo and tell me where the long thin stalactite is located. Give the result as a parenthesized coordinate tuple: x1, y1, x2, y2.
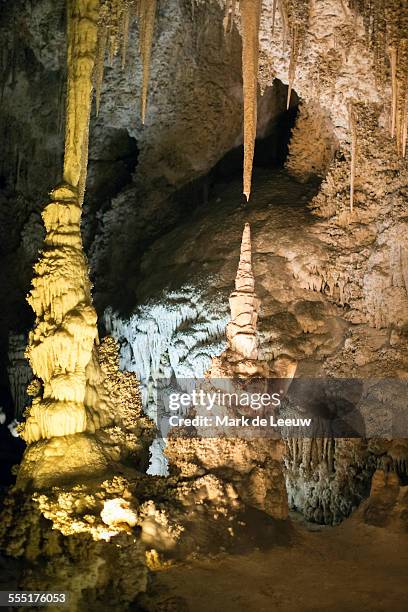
(240, 0, 262, 201)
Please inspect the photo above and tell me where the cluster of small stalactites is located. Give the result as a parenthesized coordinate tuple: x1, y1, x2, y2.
(223, 0, 407, 201)
(347, 0, 408, 157)
(94, 0, 157, 123)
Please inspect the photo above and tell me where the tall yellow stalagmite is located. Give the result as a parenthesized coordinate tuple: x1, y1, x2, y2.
(18, 0, 112, 487)
(240, 0, 262, 201)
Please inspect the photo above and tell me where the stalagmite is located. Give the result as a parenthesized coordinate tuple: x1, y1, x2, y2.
(240, 0, 262, 201)
(18, 0, 111, 486)
(138, 0, 157, 124)
(226, 223, 260, 359)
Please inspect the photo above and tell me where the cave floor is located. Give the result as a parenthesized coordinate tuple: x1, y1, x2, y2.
(144, 515, 408, 612)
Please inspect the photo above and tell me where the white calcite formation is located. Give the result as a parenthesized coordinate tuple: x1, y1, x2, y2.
(104, 286, 228, 414)
(105, 287, 228, 475)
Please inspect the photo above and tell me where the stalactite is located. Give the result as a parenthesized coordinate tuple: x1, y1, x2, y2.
(95, 18, 107, 116)
(349, 0, 408, 156)
(403, 94, 408, 158)
(271, 0, 277, 37)
(138, 0, 157, 125)
(224, 0, 238, 35)
(240, 0, 262, 201)
(277, 0, 289, 50)
(94, 0, 157, 123)
(223, 0, 233, 34)
(287, 24, 298, 109)
(395, 39, 408, 157)
(348, 102, 357, 213)
(280, 1, 309, 110)
(390, 46, 398, 138)
(121, 3, 131, 69)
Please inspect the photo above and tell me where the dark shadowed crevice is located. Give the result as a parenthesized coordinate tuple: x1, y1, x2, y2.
(82, 128, 139, 250)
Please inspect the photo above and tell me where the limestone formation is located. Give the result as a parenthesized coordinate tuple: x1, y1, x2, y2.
(226, 223, 260, 360)
(0, 2, 155, 605)
(286, 100, 338, 182)
(1, 3, 408, 607)
(218, 221, 297, 379)
(165, 221, 290, 522)
(138, 0, 157, 124)
(95, 0, 158, 123)
(18, 1, 110, 484)
(240, 0, 262, 200)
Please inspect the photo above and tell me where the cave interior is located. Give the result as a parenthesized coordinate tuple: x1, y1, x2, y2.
(0, 1, 408, 611)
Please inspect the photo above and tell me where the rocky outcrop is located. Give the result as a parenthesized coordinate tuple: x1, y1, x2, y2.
(355, 468, 408, 531)
(286, 100, 338, 182)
